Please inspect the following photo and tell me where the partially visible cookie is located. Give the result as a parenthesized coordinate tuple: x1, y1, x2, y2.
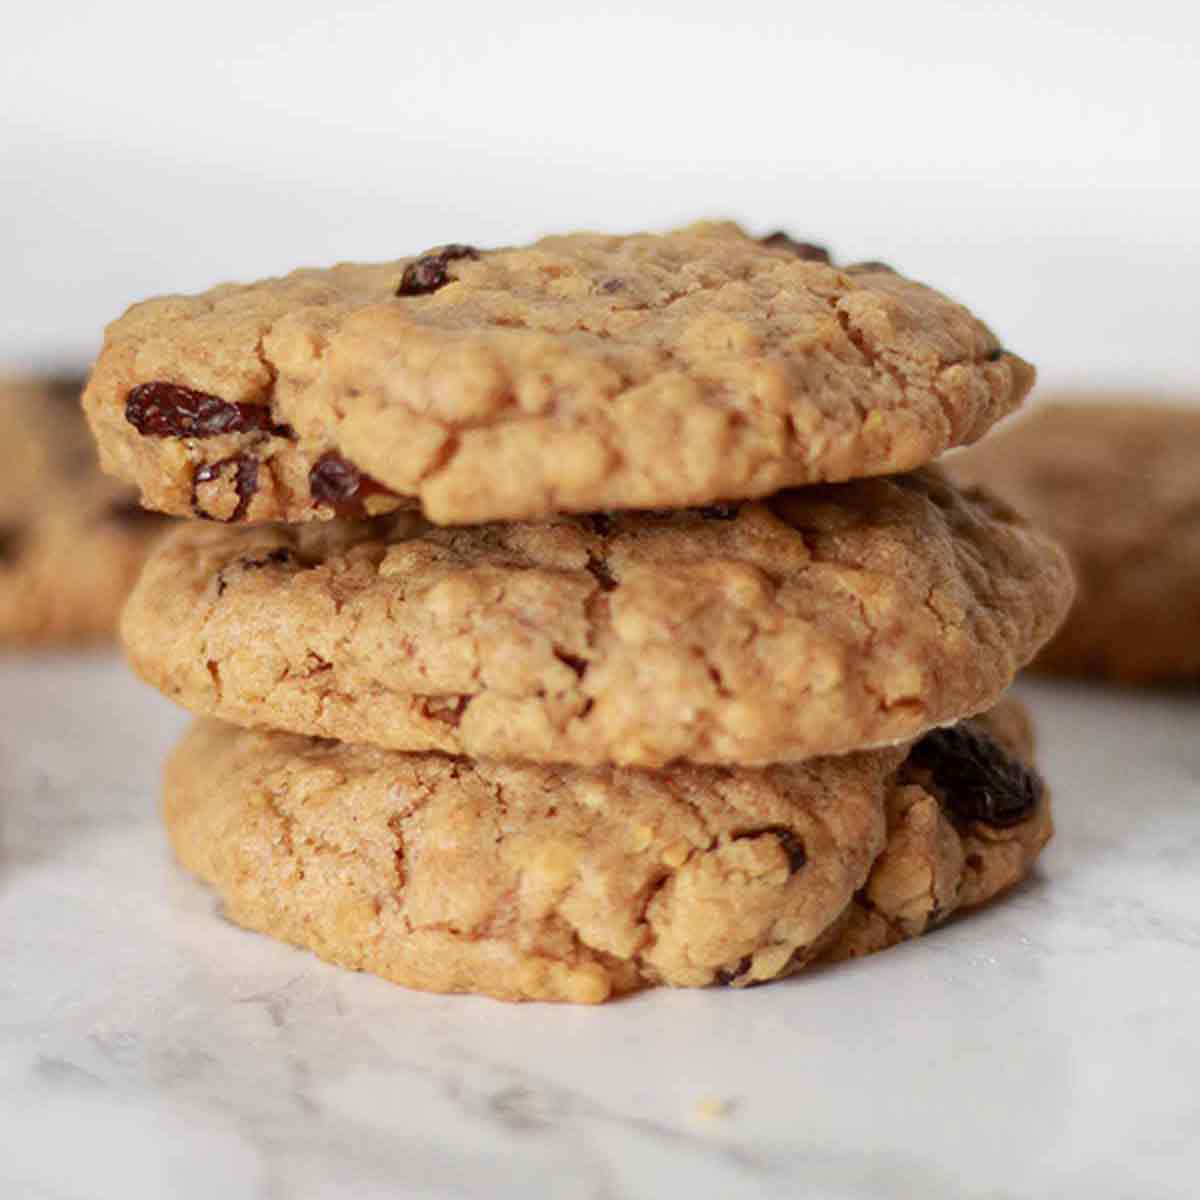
(124, 469, 1073, 766)
(164, 698, 1049, 1003)
(0, 373, 170, 645)
(947, 400, 1200, 683)
(85, 222, 1033, 526)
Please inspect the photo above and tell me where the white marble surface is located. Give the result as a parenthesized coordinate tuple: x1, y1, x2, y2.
(1, 654, 1197, 1200)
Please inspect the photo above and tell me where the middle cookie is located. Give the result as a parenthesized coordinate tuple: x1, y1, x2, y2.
(124, 469, 1073, 766)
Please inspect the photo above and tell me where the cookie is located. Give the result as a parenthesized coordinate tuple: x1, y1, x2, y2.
(163, 698, 1050, 1003)
(123, 468, 1073, 766)
(828, 696, 1050, 959)
(947, 400, 1200, 683)
(85, 222, 1033, 526)
(0, 373, 170, 645)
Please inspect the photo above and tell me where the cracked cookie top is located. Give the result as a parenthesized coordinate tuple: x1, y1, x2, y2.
(0, 373, 170, 644)
(85, 222, 1033, 525)
(122, 469, 1073, 766)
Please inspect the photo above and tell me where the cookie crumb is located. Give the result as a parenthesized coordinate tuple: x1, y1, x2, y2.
(692, 1096, 732, 1121)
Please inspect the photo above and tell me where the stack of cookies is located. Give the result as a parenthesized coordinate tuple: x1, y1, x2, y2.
(83, 223, 1073, 1003)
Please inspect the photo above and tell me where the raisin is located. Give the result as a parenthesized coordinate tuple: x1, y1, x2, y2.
(308, 452, 399, 518)
(715, 956, 753, 987)
(598, 277, 625, 294)
(583, 513, 617, 538)
(308, 452, 360, 504)
(986, 346, 1005, 362)
(732, 826, 807, 873)
(192, 454, 259, 522)
(553, 648, 588, 678)
(760, 232, 831, 263)
(909, 721, 1043, 829)
(395, 244, 480, 296)
(126, 382, 292, 439)
(844, 260, 895, 274)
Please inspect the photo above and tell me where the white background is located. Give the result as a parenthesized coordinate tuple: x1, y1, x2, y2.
(3, 0, 1198, 393)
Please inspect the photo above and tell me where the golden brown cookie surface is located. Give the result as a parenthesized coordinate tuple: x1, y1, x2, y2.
(123, 469, 1073, 766)
(164, 699, 1050, 1003)
(85, 223, 1032, 526)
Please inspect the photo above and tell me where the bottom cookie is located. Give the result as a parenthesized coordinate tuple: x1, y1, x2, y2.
(164, 700, 1051, 1004)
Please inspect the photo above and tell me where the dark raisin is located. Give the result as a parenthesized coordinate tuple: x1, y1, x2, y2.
(986, 346, 1005, 362)
(192, 454, 259, 522)
(598, 277, 625, 294)
(308, 452, 360, 503)
(126, 382, 292, 439)
(715, 956, 753, 987)
(845, 260, 896, 274)
(697, 503, 740, 521)
(553, 649, 588, 678)
(760, 232, 831, 263)
(732, 826, 807, 873)
(583, 513, 617, 538)
(308, 452, 399, 518)
(909, 721, 1043, 829)
(395, 244, 480, 296)
(0, 523, 23, 565)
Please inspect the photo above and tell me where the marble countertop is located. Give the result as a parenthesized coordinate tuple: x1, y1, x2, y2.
(1, 654, 1197, 1199)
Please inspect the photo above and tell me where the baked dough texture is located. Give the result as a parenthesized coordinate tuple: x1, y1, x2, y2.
(123, 469, 1073, 766)
(85, 222, 1033, 526)
(164, 698, 1050, 1003)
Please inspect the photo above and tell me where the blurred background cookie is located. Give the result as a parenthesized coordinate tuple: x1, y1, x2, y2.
(0, 372, 170, 645)
(948, 399, 1200, 684)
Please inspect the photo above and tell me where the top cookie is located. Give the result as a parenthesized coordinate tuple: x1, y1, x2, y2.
(947, 398, 1200, 683)
(84, 222, 1033, 526)
(0, 373, 169, 645)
